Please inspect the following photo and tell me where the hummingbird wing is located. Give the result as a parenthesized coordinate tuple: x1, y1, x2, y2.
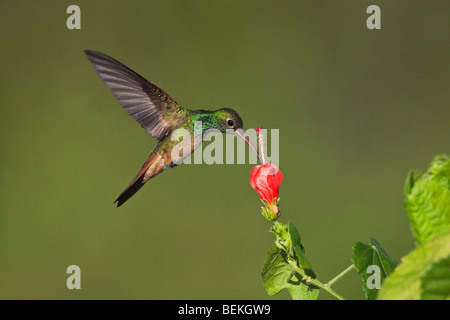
(85, 50, 185, 140)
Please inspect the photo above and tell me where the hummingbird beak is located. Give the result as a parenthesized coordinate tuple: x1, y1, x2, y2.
(234, 129, 263, 163)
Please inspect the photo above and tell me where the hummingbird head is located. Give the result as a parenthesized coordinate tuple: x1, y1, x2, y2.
(205, 107, 260, 162)
(215, 108, 261, 162)
(214, 108, 244, 133)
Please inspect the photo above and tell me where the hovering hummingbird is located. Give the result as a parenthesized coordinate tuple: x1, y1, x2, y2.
(85, 50, 257, 207)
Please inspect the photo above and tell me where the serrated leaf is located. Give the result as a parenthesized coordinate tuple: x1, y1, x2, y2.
(378, 231, 450, 300)
(261, 244, 319, 300)
(352, 237, 399, 300)
(405, 154, 450, 245)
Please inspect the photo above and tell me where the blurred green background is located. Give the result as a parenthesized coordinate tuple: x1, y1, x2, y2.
(1, 1, 449, 299)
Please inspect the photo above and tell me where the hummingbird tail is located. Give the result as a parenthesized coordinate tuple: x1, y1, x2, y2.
(114, 152, 167, 207)
(114, 173, 147, 207)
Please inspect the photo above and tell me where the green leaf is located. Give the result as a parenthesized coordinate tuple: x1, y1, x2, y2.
(261, 244, 319, 300)
(421, 256, 450, 300)
(378, 231, 450, 300)
(352, 237, 399, 300)
(405, 154, 450, 245)
(286, 221, 315, 275)
(404, 169, 424, 196)
(270, 221, 315, 276)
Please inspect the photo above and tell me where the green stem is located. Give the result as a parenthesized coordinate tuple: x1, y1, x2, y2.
(286, 259, 345, 300)
(311, 279, 345, 300)
(271, 221, 352, 300)
(326, 264, 355, 288)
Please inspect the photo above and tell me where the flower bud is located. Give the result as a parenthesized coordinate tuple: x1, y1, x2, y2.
(250, 163, 283, 220)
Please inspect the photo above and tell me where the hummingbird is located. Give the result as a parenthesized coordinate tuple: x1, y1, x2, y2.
(85, 50, 257, 207)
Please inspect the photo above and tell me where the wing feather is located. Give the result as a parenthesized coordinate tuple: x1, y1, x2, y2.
(85, 50, 185, 140)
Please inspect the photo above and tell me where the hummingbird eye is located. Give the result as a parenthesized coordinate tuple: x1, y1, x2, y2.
(227, 119, 234, 127)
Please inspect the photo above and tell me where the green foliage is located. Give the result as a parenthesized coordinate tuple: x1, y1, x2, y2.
(272, 221, 315, 273)
(352, 237, 398, 300)
(378, 231, 450, 299)
(421, 255, 450, 300)
(377, 154, 450, 299)
(261, 244, 319, 300)
(261, 221, 319, 300)
(404, 154, 450, 245)
(261, 154, 450, 300)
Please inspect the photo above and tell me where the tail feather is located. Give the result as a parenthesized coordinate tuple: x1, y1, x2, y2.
(114, 172, 147, 207)
(114, 152, 167, 207)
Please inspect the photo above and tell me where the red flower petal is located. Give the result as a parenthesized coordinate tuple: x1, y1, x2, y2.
(250, 163, 283, 203)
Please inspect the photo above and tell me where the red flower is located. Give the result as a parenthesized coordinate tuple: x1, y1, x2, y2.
(250, 163, 283, 219)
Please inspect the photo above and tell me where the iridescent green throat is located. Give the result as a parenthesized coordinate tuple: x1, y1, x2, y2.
(187, 110, 223, 134)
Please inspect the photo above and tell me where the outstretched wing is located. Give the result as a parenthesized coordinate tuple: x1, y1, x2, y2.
(85, 50, 185, 140)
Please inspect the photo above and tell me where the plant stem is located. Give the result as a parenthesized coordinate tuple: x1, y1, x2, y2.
(286, 259, 345, 300)
(311, 279, 345, 300)
(326, 264, 355, 288)
(275, 237, 347, 300)
(271, 222, 351, 300)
